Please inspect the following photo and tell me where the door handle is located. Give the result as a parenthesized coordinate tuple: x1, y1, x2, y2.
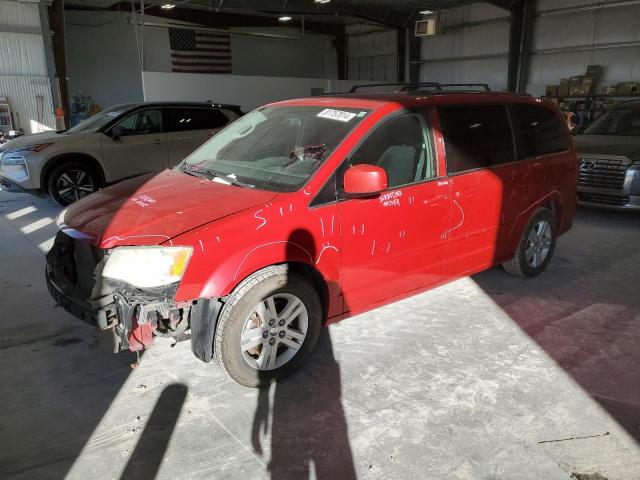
(152, 139, 163, 145)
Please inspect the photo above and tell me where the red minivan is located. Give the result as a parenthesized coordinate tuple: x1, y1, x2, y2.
(46, 85, 577, 387)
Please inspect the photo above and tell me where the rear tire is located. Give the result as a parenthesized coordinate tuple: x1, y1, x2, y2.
(214, 265, 322, 388)
(503, 207, 556, 278)
(47, 161, 100, 206)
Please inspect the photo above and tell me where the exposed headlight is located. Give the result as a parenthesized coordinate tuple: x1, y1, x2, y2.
(103, 246, 193, 289)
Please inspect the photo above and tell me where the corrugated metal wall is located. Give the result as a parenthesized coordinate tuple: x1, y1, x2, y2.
(0, 0, 55, 133)
(347, 24, 398, 81)
(418, 0, 640, 94)
(0, 76, 54, 133)
(419, 3, 510, 90)
(528, 0, 640, 95)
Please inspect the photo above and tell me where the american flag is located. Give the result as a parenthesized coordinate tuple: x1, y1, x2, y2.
(169, 27, 232, 74)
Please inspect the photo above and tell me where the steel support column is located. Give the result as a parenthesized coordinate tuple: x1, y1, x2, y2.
(507, 0, 535, 92)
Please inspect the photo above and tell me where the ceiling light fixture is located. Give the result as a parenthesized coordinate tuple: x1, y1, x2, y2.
(279, 15, 293, 21)
(420, 9, 434, 14)
(314, 0, 331, 4)
(161, 3, 175, 9)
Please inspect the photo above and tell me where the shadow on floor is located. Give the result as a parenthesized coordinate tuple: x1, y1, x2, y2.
(473, 206, 640, 442)
(252, 329, 357, 480)
(0, 329, 138, 479)
(120, 383, 188, 480)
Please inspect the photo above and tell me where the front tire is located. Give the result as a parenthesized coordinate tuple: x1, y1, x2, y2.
(503, 207, 557, 278)
(47, 162, 99, 206)
(214, 265, 322, 387)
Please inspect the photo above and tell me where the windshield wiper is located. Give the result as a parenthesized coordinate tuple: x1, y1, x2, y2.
(181, 164, 254, 188)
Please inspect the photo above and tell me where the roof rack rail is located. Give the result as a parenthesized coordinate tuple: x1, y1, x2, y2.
(348, 82, 491, 93)
(432, 83, 491, 92)
(349, 82, 440, 93)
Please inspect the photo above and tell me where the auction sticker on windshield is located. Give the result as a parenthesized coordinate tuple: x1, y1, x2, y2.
(317, 109, 357, 122)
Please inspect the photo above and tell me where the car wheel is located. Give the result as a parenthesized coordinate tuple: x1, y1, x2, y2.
(214, 265, 322, 388)
(47, 162, 99, 206)
(503, 207, 557, 278)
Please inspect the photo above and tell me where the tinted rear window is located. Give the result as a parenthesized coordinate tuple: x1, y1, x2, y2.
(439, 105, 514, 174)
(168, 108, 229, 132)
(510, 104, 570, 158)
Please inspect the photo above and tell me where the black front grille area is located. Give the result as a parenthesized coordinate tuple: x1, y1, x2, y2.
(49, 232, 105, 294)
(46, 231, 117, 327)
(578, 157, 631, 190)
(578, 192, 630, 206)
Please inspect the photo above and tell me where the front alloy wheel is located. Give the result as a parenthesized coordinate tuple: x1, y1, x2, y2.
(240, 293, 308, 371)
(56, 169, 95, 204)
(48, 162, 99, 206)
(214, 265, 322, 387)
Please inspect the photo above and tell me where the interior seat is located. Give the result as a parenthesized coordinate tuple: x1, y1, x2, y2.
(377, 145, 418, 187)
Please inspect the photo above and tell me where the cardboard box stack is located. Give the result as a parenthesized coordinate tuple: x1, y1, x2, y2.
(616, 82, 639, 95)
(546, 65, 604, 97)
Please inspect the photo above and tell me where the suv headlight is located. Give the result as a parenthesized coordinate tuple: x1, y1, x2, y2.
(1, 153, 29, 181)
(103, 246, 193, 289)
(2, 155, 27, 166)
(630, 162, 640, 195)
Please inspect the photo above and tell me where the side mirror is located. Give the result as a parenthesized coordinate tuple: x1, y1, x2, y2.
(343, 164, 388, 197)
(111, 126, 124, 140)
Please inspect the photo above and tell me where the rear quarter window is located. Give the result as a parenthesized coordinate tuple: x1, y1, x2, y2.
(510, 103, 570, 158)
(438, 105, 514, 174)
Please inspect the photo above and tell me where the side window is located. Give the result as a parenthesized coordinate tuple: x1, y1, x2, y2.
(340, 113, 434, 191)
(115, 109, 163, 136)
(510, 104, 570, 158)
(439, 105, 514, 174)
(168, 108, 229, 132)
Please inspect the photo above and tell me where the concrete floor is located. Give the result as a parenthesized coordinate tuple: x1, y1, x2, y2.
(1, 189, 639, 480)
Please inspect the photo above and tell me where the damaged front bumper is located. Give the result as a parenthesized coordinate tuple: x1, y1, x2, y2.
(45, 231, 210, 355)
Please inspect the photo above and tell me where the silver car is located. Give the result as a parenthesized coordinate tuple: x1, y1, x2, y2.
(574, 99, 640, 210)
(0, 101, 242, 205)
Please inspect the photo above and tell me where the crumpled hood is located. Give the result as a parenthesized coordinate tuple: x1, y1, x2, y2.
(1, 131, 77, 150)
(574, 135, 640, 161)
(60, 169, 276, 249)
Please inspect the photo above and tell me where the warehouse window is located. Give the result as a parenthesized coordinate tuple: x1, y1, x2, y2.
(510, 104, 570, 158)
(439, 105, 514, 174)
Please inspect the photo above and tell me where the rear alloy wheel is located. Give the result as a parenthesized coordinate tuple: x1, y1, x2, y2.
(525, 220, 553, 269)
(48, 162, 99, 206)
(503, 207, 557, 278)
(214, 265, 321, 387)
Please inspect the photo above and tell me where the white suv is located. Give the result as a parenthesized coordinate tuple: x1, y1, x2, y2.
(0, 101, 242, 205)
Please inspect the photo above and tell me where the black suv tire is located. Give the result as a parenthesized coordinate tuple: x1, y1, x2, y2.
(47, 161, 100, 206)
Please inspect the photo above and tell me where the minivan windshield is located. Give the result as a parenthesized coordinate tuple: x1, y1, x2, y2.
(66, 104, 138, 134)
(181, 105, 370, 191)
(581, 105, 640, 136)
